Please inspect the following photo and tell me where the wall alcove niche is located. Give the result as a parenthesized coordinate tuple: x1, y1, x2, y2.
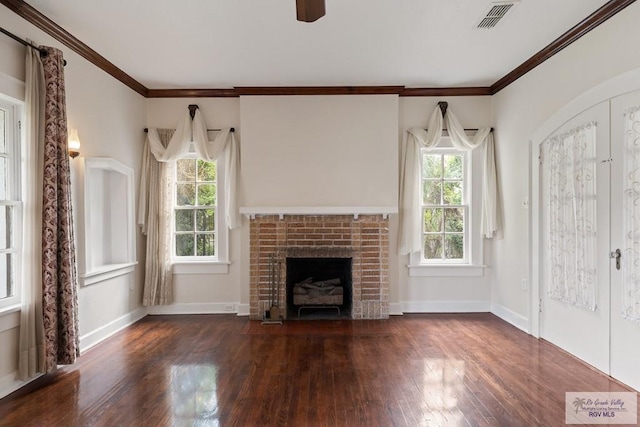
(78, 157, 137, 285)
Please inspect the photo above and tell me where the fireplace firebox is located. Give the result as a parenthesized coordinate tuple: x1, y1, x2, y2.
(286, 257, 352, 318)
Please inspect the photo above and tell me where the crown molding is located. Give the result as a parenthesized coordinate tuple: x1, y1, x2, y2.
(1, 0, 635, 98)
(0, 0, 148, 97)
(146, 89, 238, 98)
(401, 87, 492, 97)
(490, 0, 637, 94)
(235, 86, 405, 96)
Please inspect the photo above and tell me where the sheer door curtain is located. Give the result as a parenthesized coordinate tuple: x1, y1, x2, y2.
(542, 122, 597, 311)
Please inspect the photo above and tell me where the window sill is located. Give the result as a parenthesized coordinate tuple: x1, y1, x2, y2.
(82, 262, 138, 286)
(0, 304, 21, 333)
(407, 264, 486, 277)
(172, 261, 230, 275)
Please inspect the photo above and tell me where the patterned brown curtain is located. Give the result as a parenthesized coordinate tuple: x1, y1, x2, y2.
(40, 47, 79, 371)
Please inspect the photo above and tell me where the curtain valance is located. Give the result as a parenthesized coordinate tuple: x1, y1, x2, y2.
(139, 109, 240, 230)
(398, 106, 500, 255)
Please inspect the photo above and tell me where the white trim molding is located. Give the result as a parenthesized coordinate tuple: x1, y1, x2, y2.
(407, 264, 486, 277)
(147, 302, 241, 315)
(491, 303, 529, 333)
(172, 262, 230, 275)
(401, 300, 491, 313)
(0, 305, 20, 333)
(0, 372, 43, 400)
(389, 303, 404, 316)
(239, 206, 397, 220)
(79, 307, 147, 354)
(237, 304, 250, 316)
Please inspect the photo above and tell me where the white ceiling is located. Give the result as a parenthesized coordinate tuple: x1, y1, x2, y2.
(25, 0, 610, 89)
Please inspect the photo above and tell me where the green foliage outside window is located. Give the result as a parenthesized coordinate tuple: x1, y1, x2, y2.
(175, 159, 216, 257)
(422, 153, 465, 260)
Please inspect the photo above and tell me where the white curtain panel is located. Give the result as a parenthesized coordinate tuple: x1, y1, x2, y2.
(137, 109, 240, 306)
(542, 122, 597, 311)
(398, 106, 499, 255)
(622, 107, 640, 322)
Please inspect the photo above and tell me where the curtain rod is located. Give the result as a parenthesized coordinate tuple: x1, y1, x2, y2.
(143, 127, 235, 133)
(0, 27, 67, 66)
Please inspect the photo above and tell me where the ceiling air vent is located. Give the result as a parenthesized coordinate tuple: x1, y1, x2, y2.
(476, 1, 519, 29)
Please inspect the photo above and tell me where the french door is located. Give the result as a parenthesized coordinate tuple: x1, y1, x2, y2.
(610, 90, 640, 391)
(539, 101, 611, 374)
(539, 92, 640, 391)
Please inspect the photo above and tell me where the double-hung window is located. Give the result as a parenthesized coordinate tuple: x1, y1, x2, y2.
(172, 150, 229, 274)
(421, 149, 468, 263)
(409, 140, 484, 277)
(0, 99, 21, 310)
(174, 157, 217, 258)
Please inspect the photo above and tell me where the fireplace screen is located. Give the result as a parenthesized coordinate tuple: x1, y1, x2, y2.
(286, 257, 352, 318)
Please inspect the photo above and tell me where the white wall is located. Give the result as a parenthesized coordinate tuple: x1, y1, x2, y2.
(397, 97, 494, 313)
(146, 98, 245, 314)
(240, 95, 399, 208)
(491, 2, 640, 329)
(147, 95, 495, 316)
(0, 11, 147, 398)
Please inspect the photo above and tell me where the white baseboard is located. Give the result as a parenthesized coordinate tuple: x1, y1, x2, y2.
(389, 303, 403, 316)
(147, 302, 241, 315)
(79, 307, 147, 354)
(236, 304, 250, 317)
(0, 371, 43, 400)
(401, 300, 491, 313)
(491, 303, 529, 333)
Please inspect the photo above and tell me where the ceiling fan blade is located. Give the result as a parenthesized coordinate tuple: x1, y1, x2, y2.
(296, 0, 326, 22)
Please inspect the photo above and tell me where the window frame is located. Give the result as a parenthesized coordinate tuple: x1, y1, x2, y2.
(420, 148, 469, 264)
(409, 138, 485, 277)
(0, 98, 23, 311)
(171, 149, 229, 275)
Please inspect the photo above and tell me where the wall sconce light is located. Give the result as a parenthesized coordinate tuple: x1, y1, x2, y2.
(68, 128, 81, 159)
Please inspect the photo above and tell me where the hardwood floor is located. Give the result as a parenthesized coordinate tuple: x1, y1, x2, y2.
(0, 314, 637, 426)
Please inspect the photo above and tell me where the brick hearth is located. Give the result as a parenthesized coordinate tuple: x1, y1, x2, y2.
(249, 215, 390, 320)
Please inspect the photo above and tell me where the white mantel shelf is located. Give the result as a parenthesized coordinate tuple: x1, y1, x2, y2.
(239, 207, 398, 220)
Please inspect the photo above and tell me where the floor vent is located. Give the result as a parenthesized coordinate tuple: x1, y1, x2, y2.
(476, 1, 519, 29)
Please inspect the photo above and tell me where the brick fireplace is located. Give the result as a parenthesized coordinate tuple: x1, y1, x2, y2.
(249, 214, 390, 320)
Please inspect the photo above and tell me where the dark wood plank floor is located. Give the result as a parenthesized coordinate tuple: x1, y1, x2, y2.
(0, 314, 637, 426)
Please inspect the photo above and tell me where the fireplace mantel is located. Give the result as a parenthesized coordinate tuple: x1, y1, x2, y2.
(239, 206, 397, 220)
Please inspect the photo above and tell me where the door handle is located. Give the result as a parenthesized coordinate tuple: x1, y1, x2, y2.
(610, 249, 621, 270)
